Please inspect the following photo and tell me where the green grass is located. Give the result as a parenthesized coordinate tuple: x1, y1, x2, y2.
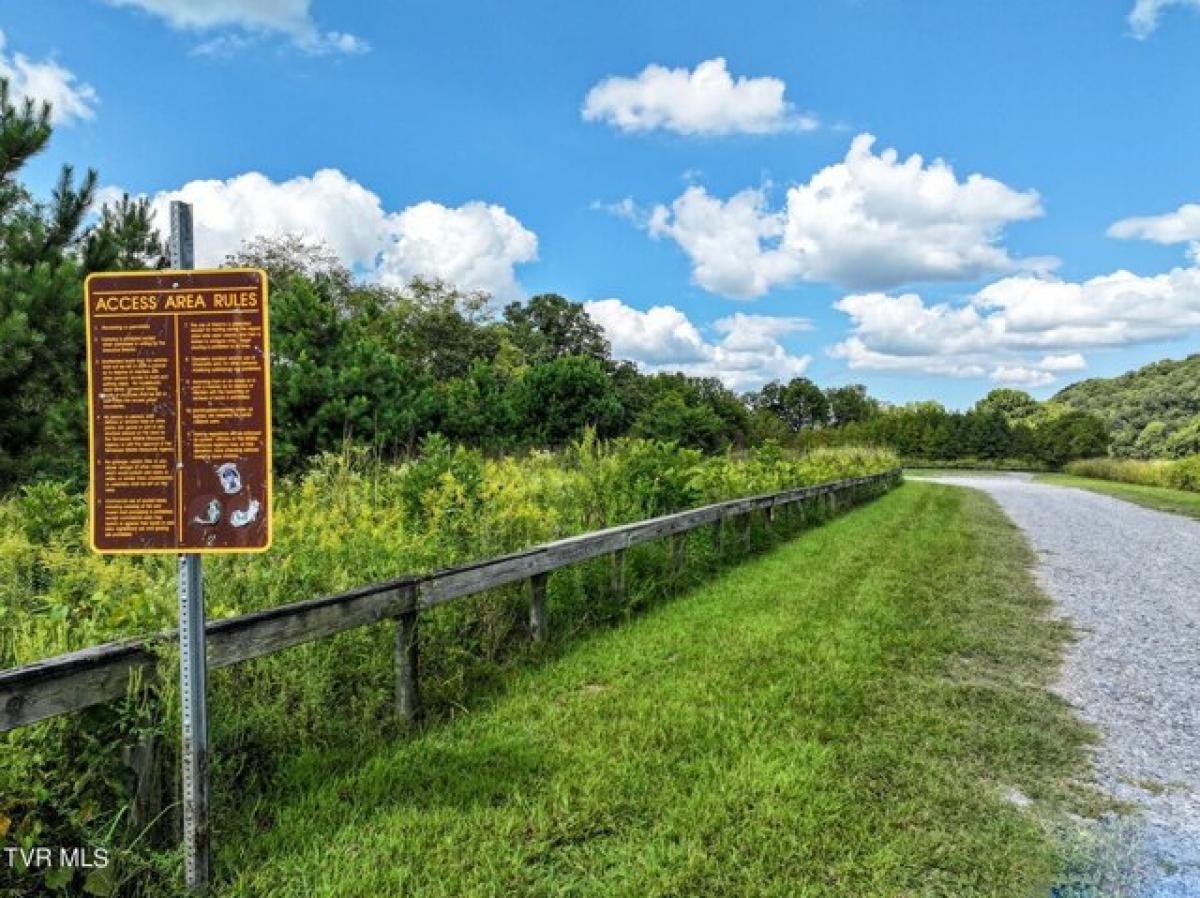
(1035, 472, 1200, 520)
(902, 459, 1047, 473)
(214, 483, 1095, 898)
(903, 466, 1014, 477)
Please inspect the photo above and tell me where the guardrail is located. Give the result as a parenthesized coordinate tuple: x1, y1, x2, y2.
(0, 469, 902, 734)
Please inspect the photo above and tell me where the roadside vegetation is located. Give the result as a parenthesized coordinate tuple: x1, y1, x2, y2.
(1036, 472, 1200, 520)
(798, 388, 1108, 469)
(1027, 455, 1200, 520)
(214, 482, 1099, 898)
(1063, 456, 1200, 492)
(0, 440, 895, 896)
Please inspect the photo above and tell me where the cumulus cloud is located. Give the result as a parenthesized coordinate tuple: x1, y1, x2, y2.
(0, 30, 97, 124)
(1128, 0, 1200, 36)
(989, 355, 1088, 386)
(988, 366, 1056, 387)
(375, 201, 538, 299)
(582, 57, 816, 136)
(107, 169, 537, 299)
(583, 299, 811, 390)
(643, 134, 1048, 298)
(1038, 352, 1087, 372)
(102, 0, 367, 54)
(1109, 202, 1200, 262)
(830, 264, 1200, 385)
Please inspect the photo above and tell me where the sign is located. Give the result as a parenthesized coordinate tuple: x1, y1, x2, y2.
(84, 268, 271, 554)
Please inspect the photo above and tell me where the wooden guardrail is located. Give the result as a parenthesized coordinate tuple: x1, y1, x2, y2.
(0, 469, 902, 734)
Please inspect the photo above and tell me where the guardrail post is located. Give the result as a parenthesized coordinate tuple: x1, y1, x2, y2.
(670, 532, 685, 586)
(395, 594, 421, 727)
(712, 517, 724, 559)
(529, 572, 549, 643)
(610, 549, 626, 603)
(127, 728, 166, 843)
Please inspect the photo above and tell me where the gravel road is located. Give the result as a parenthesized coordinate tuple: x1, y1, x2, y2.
(917, 473, 1200, 896)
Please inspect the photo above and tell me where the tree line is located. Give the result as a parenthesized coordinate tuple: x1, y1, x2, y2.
(0, 81, 1111, 490)
(795, 389, 1110, 469)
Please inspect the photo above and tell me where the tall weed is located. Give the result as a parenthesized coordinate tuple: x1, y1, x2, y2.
(0, 437, 896, 895)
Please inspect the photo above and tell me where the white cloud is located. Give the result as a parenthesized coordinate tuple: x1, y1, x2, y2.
(1109, 202, 1200, 262)
(1128, 0, 1200, 36)
(0, 31, 97, 124)
(1038, 352, 1087, 372)
(830, 263, 1200, 385)
(583, 299, 811, 390)
(1110, 203, 1200, 243)
(991, 353, 1087, 386)
(108, 169, 537, 299)
(103, 0, 367, 54)
(644, 133, 1048, 297)
(972, 269, 1200, 346)
(582, 57, 816, 136)
(989, 365, 1056, 387)
(376, 201, 538, 299)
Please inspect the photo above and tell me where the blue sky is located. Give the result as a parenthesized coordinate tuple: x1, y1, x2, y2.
(5, 0, 1200, 406)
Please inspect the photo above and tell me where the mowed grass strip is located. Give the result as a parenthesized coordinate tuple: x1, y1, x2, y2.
(219, 483, 1092, 898)
(1035, 472, 1200, 520)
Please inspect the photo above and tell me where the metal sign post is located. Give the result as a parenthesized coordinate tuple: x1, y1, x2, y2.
(170, 201, 209, 892)
(85, 200, 271, 891)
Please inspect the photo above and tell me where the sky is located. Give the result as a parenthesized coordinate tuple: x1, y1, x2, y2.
(4, 0, 1200, 407)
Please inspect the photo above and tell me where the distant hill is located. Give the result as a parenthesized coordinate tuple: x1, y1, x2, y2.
(1053, 354, 1200, 457)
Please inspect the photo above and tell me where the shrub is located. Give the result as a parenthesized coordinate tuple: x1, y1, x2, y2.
(1165, 456, 1200, 492)
(1064, 455, 1200, 492)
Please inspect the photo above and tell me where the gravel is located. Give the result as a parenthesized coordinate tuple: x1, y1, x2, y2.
(917, 473, 1200, 896)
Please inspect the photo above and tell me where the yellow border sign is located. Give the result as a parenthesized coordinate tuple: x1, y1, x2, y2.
(84, 268, 272, 554)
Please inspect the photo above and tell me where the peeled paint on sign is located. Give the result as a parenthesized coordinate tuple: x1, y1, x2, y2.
(84, 268, 272, 554)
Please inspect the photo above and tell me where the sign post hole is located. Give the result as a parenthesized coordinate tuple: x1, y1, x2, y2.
(84, 200, 271, 892)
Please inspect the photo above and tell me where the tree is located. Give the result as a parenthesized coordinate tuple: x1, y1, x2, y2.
(515, 355, 624, 445)
(1164, 419, 1200, 458)
(227, 233, 346, 284)
(0, 81, 118, 487)
(503, 293, 609, 365)
(85, 193, 167, 271)
(1134, 420, 1169, 456)
(1035, 411, 1110, 467)
(750, 377, 830, 431)
(974, 388, 1039, 425)
(825, 384, 879, 427)
(440, 360, 519, 449)
(390, 278, 504, 381)
(969, 410, 1014, 459)
(631, 393, 726, 452)
(266, 265, 440, 467)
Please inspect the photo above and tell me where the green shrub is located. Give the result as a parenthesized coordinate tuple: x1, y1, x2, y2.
(1064, 455, 1200, 492)
(1165, 456, 1200, 492)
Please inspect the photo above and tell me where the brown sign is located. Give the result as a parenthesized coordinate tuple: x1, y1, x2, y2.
(84, 269, 271, 554)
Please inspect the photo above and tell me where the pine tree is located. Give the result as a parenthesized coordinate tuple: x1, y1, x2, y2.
(0, 79, 163, 487)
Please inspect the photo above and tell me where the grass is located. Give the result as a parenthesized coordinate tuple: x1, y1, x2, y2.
(902, 459, 1047, 473)
(1035, 473, 1200, 520)
(211, 482, 1095, 898)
